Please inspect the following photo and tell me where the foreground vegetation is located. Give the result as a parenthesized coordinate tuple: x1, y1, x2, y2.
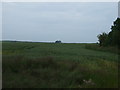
(2, 41, 119, 88)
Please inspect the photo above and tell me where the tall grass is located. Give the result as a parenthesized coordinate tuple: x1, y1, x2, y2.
(2, 41, 118, 88)
(3, 55, 118, 88)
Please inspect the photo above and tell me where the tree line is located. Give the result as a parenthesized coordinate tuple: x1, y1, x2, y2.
(97, 18, 120, 48)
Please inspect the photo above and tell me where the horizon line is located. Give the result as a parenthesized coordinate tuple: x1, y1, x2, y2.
(1, 39, 97, 43)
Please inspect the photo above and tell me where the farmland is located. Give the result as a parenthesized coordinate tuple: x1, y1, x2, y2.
(2, 41, 119, 88)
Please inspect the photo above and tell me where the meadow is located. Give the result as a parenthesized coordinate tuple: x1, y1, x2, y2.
(2, 41, 119, 88)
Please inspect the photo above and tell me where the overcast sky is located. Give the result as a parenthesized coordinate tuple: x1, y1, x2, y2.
(2, 2, 118, 43)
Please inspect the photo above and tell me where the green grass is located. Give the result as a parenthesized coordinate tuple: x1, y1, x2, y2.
(2, 41, 119, 88)
(85, 43, 120, 55)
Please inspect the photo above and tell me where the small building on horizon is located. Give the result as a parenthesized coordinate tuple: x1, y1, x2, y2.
(55, 40, 62, 43)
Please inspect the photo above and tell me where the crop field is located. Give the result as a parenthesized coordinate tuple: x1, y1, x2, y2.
(2, 41, 119, 88)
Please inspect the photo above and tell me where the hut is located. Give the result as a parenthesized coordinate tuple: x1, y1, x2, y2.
(55, 40, 62, 43)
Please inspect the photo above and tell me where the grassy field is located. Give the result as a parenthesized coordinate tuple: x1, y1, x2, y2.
(2, 41, 119, 88)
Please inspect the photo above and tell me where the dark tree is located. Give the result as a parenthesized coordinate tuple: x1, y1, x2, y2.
(97, 18, 120, 48)
(97, 32, 108, 46)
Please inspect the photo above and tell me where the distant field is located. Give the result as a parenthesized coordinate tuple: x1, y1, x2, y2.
(2, 41, 119, 88)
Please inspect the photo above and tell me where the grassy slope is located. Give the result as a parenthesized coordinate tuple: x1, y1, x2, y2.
(2, 41, 119, 88)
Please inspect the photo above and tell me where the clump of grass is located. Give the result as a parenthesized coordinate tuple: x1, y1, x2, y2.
(3, 55, 57, 73)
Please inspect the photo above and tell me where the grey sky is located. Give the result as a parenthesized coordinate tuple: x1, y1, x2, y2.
(2, 2, 118, 43)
